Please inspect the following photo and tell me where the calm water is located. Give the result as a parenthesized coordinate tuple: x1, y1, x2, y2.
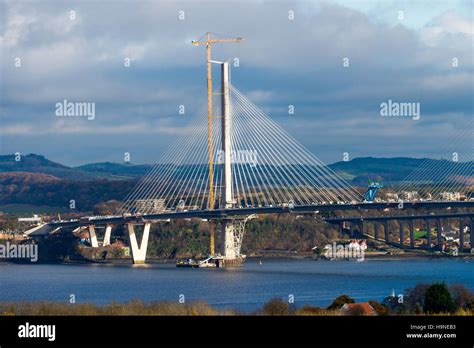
(1, 258, 473, 312)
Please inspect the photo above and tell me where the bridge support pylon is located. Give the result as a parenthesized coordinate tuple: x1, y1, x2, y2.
(383, 221, 389, 242)
(436, 219, 442, 251)
(219, 216, 255, 267)
(409, 221, 415, 248)
(127, 222, 151, 264)
(88, 225, 99, 248)
(103, 224, 112, 247)
(220, 220, 245, 267)
(425, 220, 432, 247)
(399, 221, 404, 247)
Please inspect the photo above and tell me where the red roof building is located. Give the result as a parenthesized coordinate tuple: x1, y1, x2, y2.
(341, 302, 377, 316)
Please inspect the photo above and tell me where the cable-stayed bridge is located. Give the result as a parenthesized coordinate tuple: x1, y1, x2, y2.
(118, 83, 362, 214)
(36, 33, 473, 265)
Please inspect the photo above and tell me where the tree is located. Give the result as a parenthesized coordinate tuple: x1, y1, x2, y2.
(449, 284, 474, 310)
(327, 295, 355, 310)
(94, 200, 123, 215)
(382, 295, 408, 315)
(262, 298, 292, 315)
(424, 283, 455, 314)
(369, 300, 389, 316)
(405, 283, 430, 313)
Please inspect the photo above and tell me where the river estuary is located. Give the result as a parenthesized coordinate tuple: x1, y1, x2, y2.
(1, 258, 472, 312)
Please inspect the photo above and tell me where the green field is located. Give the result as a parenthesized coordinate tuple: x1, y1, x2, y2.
(414, 230, 427, 239)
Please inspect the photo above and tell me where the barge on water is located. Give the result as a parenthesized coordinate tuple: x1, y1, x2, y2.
(176, 255, 245, 268)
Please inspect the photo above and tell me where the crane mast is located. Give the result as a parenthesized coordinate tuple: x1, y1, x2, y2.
(192, 33, 243, 256)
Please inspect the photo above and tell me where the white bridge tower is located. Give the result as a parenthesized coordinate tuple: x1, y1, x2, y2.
(218, 61, 250, 266)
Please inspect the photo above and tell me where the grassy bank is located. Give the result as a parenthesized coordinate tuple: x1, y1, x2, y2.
(2, 282, 473, 316)
(1, 300, 472, 316)
(0, 300, 232, 316)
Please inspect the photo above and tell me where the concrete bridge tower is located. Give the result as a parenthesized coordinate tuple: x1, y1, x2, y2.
(219, 61, 246, 266)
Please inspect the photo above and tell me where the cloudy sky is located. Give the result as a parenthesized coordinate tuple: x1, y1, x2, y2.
(0, 0, 472, 166)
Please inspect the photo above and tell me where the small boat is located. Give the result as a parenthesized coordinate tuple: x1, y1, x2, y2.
(197, 256, 218, 268)
(176, 258, 200, 268)
(176, 256, 220, 268)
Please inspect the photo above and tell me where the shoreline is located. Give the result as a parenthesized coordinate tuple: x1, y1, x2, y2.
(1, 250, 472, 266)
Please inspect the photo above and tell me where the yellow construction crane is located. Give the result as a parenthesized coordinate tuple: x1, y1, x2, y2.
(192, 32, 243, 256)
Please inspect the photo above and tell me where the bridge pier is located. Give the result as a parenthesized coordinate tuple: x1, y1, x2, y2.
(374, 222, 379, 240)
(409, 220, 415, 248)
(127, 222, 151, 264)
(384, 221, 389, 242)
(221, 220, 237, 260)
(436, 219, 442, 250)
(88, 225, 99, 248)
(219, 218, 249, 267)
(103, 224, 112, 247)
(459, 218, 464, 252)
(399, 221, 404, 247)
(425, 220, 432, 247)
(339, 221, 345, 236)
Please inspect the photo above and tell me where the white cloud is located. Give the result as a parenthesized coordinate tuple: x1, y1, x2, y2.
(0, 0, 471, 164)
(420, 10, 473, 46)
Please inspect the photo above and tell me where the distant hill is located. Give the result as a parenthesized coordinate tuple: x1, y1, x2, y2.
(328, 157, 472, 185)
(75, 162, 151, 178)
(0, 171, 135, 212)
(0, 154, 97, 180)
(0, 154, 471, 212)
(328, 157, 427, 185)
(0, 172, 61, 184)
(0, 154, 149, 181)
(0, 153, 470, 186)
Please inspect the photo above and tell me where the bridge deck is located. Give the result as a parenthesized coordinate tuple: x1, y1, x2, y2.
(49, 201, 474, 228)
(324, 212, 474, 223)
